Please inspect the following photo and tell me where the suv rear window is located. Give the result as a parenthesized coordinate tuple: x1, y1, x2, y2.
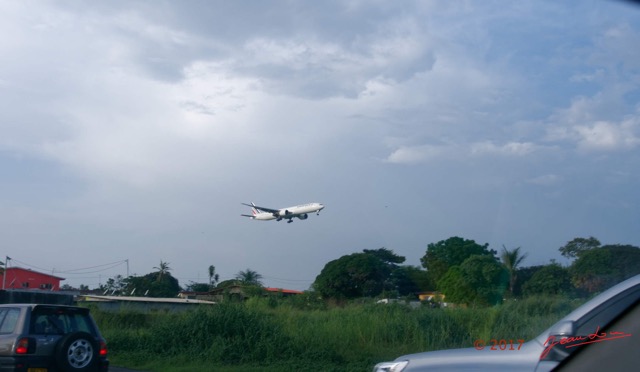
(0, 308, 20, 334)
(29, 306, 96, 335)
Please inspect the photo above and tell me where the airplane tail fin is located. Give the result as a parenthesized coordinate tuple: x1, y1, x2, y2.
(241, 202, 259, 218)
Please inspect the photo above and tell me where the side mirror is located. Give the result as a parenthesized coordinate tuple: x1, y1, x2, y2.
(542, 320, 576, 360)
(548, 320, 576, 337)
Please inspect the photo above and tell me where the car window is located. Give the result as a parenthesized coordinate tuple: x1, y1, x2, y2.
(541, 286, 640, 363)
(0, 308, 21, 334)
(574, 287, 640, 336)
(556, 299, 640, 371)
(30, 307, 95, 335)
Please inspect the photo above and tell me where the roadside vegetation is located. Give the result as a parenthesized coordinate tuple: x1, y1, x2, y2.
(92, 295, 581, 372)
(84, 236, 638, 371)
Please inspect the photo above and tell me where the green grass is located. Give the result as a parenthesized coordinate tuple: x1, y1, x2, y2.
(91, 296, 582, 372)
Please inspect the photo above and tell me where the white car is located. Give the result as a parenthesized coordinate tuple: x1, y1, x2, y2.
(374, 274, 640, 371)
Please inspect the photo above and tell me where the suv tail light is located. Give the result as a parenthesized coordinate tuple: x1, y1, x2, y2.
(99, 341, 108, 357)
(15, 338, 30, 354)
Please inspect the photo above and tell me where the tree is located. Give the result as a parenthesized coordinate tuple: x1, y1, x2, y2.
(390, 265, 431, 297)
(100, 275, 127, 295)
(208, 265, 220, 287)
(313, 253, 385, 299)
(522, 263, 573, 296)
(217, 279, 240, 289)
(436, 266, 475, 305)
(559, 237, 601, 259)
(125, 272, 181, 297)
(235, 269, 263, 286)
(421, 236, 497, 286)
(437, 255, 508, 306)
(363, 248, 405, 265)
(512, 265, 545, 297)
(185, 282, 211, 292)
(313, 248, 428, 300)
(570, 244, 640, 294)
(500, 245, 528, 297)
(153, 260, 172, 282)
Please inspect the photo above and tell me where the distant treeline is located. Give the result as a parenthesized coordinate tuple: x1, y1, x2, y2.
(89, 236, 640, 306)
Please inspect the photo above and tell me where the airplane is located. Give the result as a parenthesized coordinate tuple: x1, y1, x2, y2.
(241, 202, 325, 223)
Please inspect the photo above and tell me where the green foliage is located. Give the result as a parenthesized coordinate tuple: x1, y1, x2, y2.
(436, 266, 475, 304)
(570, 244, 640, 294)
(208, 265, 220, 287)
(95, 296, 582, 371)
(437, 255, 508, 306)
(314, 252, 390, 299)
(460, 255, 509, 306)
(185, 282, 211, 292)
(216, 279, 240, 289)
(500, 245, 528, 296)
(513, 265, 545, 297)
(100, 275, 127, 295)
(313, 248, 422, 300)
(523, 263, 572, 296)
(124, 272, 181, 297)
(559, 236, 601, 259)
(421, 236, 497, 286)
(235, 268, 263, 286)
(389, 265, 431, 296)
(362, 248, 406, 264)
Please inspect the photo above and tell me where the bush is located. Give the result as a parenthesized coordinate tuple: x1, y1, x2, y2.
(92, 296, 582, 371)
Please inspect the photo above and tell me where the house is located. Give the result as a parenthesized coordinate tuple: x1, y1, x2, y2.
(417, 291, 445, 302)
(0, 267, 65, 291)
(179, 286, 304, 303)
(78, 295, 215, 312)
(264, 287, 304, 297)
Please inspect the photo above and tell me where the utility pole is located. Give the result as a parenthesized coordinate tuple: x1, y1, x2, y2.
(3, 256, 10, 290)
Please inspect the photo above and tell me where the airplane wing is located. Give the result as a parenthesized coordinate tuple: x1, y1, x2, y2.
(241, 203, 280, 214)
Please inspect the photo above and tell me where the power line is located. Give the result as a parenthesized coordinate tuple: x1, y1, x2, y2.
(6, 257, 127, 276)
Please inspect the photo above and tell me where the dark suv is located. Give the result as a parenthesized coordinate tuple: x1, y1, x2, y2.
(0, 304, 109, 372)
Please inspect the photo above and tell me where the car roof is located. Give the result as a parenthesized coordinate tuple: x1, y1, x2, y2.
(0, 303, 87, 310)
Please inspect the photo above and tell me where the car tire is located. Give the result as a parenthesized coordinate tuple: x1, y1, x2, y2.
(55, 332, 99, 372)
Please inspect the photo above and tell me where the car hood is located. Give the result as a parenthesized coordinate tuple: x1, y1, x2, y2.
(395, 341, 544, 371)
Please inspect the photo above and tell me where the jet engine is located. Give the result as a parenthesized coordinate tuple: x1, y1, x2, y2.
(298, 213, 308, 220)
(280, 209, 292, 217)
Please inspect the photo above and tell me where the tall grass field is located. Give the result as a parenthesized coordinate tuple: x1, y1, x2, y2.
(91, 296, 581, 371)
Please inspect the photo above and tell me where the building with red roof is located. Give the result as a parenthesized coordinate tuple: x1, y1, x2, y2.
(0, 267, 65, 291)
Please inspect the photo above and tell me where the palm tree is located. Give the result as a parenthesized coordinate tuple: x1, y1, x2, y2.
(501, 245, 527, 296)
(235, 268, 263, 286)
(153, 260, 172, 282)
(208, 265, 220, 287)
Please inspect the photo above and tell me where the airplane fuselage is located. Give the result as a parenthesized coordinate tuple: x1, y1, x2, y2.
(242, 202, 325, 223)
(276, 203, 324, 218)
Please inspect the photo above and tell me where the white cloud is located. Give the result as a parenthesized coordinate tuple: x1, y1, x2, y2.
(574, 119, 640, 151)
(470, 141, 537, 156)
(2, 1, 640, 290)
(385, 144, 445, 164)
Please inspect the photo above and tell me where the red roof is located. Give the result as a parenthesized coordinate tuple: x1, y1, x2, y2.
(265, 287, 304, 295)
(3, 267, 65, 280)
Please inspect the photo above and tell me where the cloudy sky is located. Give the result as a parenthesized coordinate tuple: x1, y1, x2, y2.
(2, 0, 639, 290)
